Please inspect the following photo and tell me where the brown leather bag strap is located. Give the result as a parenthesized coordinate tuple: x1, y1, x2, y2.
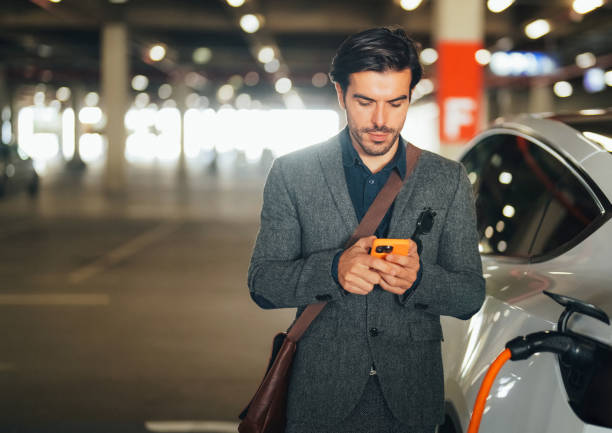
(287, 142, 422, 342)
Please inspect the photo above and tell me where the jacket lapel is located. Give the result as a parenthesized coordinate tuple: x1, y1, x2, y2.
(317, 134, 358, 233)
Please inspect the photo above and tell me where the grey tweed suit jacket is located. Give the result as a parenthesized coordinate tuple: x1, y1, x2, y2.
(247, 129, 485, 427)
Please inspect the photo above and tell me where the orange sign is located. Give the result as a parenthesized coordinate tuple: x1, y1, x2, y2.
(437, 41, 483, 144)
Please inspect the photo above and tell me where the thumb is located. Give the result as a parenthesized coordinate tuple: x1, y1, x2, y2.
(355, 235, 377, 250)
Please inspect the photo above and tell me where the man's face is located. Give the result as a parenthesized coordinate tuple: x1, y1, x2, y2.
(336, 69, 412, 158)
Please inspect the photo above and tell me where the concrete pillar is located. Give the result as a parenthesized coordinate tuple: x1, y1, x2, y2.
(67, 84, 86, 169)
(528, 79, 554, 114)
(434, 0, 484, 160)
(101, 22, 128, 193)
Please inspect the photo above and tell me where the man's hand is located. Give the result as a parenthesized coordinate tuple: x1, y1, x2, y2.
(338, 236, 382, 295)
(377, 240, 420, 295)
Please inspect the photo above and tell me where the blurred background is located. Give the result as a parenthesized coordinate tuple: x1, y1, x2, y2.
(0, 0, 610, 432)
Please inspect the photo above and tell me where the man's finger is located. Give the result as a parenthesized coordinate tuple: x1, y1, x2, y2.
(379, 279, 407, 295)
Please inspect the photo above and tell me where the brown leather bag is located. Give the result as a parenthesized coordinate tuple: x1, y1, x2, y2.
(238, 144, 422, 433)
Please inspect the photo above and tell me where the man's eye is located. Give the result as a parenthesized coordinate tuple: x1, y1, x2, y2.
(390, 102, 402, 108)
(358, 101, 372, 106)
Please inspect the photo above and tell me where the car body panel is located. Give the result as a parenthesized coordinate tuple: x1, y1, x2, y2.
(441, 111, 612, 433)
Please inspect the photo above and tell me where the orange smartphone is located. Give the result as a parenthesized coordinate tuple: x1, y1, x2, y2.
(370, 238, 412, 259)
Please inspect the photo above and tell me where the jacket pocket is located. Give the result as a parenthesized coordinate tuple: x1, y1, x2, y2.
(409, 320, 443, 341)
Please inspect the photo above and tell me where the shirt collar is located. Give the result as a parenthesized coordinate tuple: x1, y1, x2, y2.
(340, 126, 407, 179)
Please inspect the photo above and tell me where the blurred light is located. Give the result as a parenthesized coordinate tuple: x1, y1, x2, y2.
(264, 59, 280, 73)
(227, 0, 246, 6)
(584, 68, 605, 93)
(525, 19, 550, 39)
(185, 72, 207, 89)
(240, 14, 260, 33)
(497, 240, 508, 252)
(583, 131, 612, 152)
(258, 46, 275, 63)
(275, 77, 292, 94)
(579, 109, 605, 115)
(245, 71, 260, 86)
(479, 244, 484, 253)
(576, 52, 596, 69)
(162, 99, 177, 108)
(34, 91, 45, 106)
(420, 48, 438, 65)
(229, 75, 244, 90)
(605, 70, 612, 86)
(62, 108, 75, 159)
(490, 51, 557, 76)
(85, 92, 99, 107)
(312, 72, 328, 88)
(487, 0, 514, 13)
(149, 44, 166, 62)
(131, 74, 149, 91)
(468, 172, 477, 184)
(50, 100, 61, 112)
(79, 133, 105, 162)
(158, 84, 172, 99)
(109, 0, 128, 3)
(1, 106, 10, 122)
(134, 93, 150, 108)
(56, 86, 71, 102)
(496, 220, 505, 232)
(498, 171, 512, 184)
(553, 81, 573, 97)
(572, 0, 603, 14)
(400, 0, 423, 11)
(193, 47, 212, 64)
(217, 84, 235, 102)
(2, 121, 12, 144)
(235, 93, 252, 109)
(48, 0, 62, 3)
(485, 226, 494, 238)
(78, 107, 102, 124)
(283, 90, 304, 109)
(412, 78, 434, 100)
(502, 204, 515, 218)
(475, 49, 491, 65)
(185, 93, 200, 109)
(496, 37, 513, 51)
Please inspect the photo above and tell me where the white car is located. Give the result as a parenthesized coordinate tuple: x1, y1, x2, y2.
(439, 110, 612, 433)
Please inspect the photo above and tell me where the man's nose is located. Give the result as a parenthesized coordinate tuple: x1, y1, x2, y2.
(371, 104, 385, 128)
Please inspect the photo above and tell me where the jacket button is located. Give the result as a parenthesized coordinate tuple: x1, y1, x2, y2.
(369, 327, 379, 337)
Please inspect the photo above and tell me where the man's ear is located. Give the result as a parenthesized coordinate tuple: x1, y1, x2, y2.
(334, 82, 346, 109)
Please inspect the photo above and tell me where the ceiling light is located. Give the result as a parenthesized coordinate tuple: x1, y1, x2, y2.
(227, 0, 246, 6)
(420, 48, 438, 65)
(572, 0, 603, 14)
(605, 70, 612, 86)
(84, 92, 99, 107)
(48, 0, 62, 3)
(400, 0, 423, 11)
(553, 81, 573, 98)
(525, 19, 550, 39)
(312, 72, 328, 88)
(240, 14, 261, 33)
(584, 68, 605, 93)
(131, 75, 149, 91)
(257, 46, 275, 63)
(193, 47, 212, 64)
(158, 84, 172, 100)
(487, 0, 515, 13)
(502, 205, 515, 218)
(217, 84, 235, 102)
(275, 77, 292, 94)
(475, 49, 492, 65)
(244, 71, 260, 86)
(264, 59, 280, 73)
(583, 131, 612, 152)
(575, 52, 596, 69)
(56, 87, 71, 102)
(149, 44, 166, 62)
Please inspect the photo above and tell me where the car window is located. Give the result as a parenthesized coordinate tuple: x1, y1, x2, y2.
(462, 133, 575, 259)
(530, 169, 601, 257)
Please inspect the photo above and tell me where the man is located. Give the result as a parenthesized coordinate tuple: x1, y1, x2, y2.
(247, 27, 485, 433)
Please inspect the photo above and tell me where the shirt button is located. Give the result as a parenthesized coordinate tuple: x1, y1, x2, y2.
(369, 327, 379, 337)
(368, 179, 375, 184)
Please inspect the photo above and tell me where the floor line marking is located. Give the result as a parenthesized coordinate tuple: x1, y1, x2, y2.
(69, 222, 181, 284)
(0, 294, 110, 306)
(144, 421, 239, 432)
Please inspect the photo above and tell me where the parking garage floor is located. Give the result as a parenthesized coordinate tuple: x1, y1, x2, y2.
(0, 158, 295, 432)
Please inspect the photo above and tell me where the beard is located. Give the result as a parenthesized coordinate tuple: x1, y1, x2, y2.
(349, 125, 400, 157)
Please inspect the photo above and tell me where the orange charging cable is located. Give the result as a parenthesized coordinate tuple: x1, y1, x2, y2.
(466, 348, 512, 433)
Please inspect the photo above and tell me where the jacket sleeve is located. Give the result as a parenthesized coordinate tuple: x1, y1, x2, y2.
(398, 163, 485, 319)
(247, 159, 345, 309)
